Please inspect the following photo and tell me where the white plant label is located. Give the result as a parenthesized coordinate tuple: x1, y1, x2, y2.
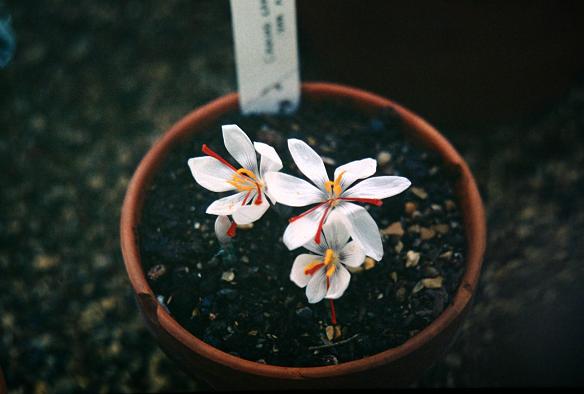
(230, 0, 300, 114)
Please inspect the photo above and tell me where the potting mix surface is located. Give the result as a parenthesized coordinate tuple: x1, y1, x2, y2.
(138, 102, 466, 366)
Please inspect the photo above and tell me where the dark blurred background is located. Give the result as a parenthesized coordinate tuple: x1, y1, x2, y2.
(1, 0, 583, 392)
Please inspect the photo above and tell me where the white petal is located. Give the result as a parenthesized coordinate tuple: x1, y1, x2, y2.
(188, 157, 236, 192)
(222, 125, 259, 174)
(232, 198, 269, 224)
(214, 215, 233, 244)
(343, 176, 411, 200)
(254, 141, 283, 177)
(205, 192, 249, 215)
(306, 267, 327, 304)
(282, 204, 328, 250)
(265, 189, 278, 206)
(302, 238, 327, 255)
(337, 202, 384, 260)
(264, 172, 325, 207)
(325, 264, 351, 299)
(340, 240, 366, 267)
(288, 139, 329, 189)
(321, 211, 350, 251)
(290, 254, 322, 288)
(334, 158, 377, 189)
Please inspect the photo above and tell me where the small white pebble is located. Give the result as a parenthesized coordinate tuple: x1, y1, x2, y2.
(377, 151, 392, 166)
(221, 271, 235, 282)
(321, 156, 336, 166)
(326, 326, 335, 341)
(411, 187, 428, 199)
(422, 276, 443, 289)
(405, 250, 421, 268)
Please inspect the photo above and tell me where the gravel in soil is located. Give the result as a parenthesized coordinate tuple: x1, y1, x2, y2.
(138, 102, 466, 366)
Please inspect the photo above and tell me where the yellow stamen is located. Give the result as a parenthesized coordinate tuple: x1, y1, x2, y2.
(326, 263, 336, 278)
(324, 248, 335, 265)
(227, 168, 258, 191)
(324, 171, 345, 197)
(323, 249, 337, 278)
(236, 168, 257, 180)
(304, 250, 338, 278)
(227, 178, 254, 191)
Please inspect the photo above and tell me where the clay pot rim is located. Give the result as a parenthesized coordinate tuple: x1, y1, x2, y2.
(120, 82, 486, 380)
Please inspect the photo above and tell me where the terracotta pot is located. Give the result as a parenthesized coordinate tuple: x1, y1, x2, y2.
(120, 82, 486, 389)
(297, 0, 584, 128)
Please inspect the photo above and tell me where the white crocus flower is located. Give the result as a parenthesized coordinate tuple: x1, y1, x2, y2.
(265, 139, 410, 260)
(290, 215, 367, 304)
(188, 125, 282, 240)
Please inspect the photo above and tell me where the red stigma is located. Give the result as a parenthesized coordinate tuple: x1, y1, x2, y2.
(254, 185, 263, 205)
(305, 263, 324, 276)
(314, 204, 332, 244)
(339, 197, 383, 206)
(202, 144, 237, 172)
(241, 191, 252, 206)
(226, 222, 237, 237)
(288, 201, 328, 223)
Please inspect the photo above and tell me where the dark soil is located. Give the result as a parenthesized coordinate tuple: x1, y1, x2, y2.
(138, 102, 466, 367)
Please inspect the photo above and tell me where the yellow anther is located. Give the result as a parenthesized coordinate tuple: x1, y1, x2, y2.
(323, 249, 337, 278)
(236, 168, 257, 180)
(326, 263, 336, 278)
(324, 171, 345, 197)
(227, 168, 258, 191)
(324, 248, 336, 265)
(324, 180, 334, 194)
(227, 178, 254, 191)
